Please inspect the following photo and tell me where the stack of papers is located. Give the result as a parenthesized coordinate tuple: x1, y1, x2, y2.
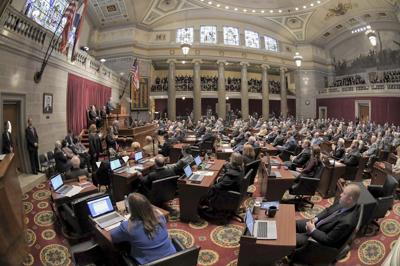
(195, 171, 214, 176)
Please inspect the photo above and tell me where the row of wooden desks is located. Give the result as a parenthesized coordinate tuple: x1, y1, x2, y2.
(178, 159, 225, 222)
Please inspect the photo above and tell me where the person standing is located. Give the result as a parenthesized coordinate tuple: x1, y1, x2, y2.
(2, 121, 13, 154)
(88, 124, 102, 171)
(25, 118, 39, 174)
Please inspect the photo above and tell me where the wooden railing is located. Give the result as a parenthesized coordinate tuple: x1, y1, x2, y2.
(319, 83, 400, 95)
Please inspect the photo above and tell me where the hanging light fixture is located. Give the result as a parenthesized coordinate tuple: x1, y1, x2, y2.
(365, 29, 377, 47)
(293, 52, 303, 67)
(181, 42, 191, 55)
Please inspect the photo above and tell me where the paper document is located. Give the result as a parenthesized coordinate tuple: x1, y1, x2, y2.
(223, 148, 234, 152)
(65, 185, 84, 197)
(96, 161, 101, 168)
(127, 167, 138, 174)
(195, 171, 214, 176)
(104, 222, 122, 231)
(122, 156, 129, 163)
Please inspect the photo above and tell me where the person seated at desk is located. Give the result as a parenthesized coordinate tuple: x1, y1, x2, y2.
(331, 138, 346, 160)
(70, 137, 91, 171)
(54, 140, 71, 174)
(173, 127, 185, 142)
(139, 155, 175, 192)
(242, 144, 256, 165)
(310, 132, 323, 146)
(195, 122, 206, 137)
(110, 193, 176, 265)
(290, 145, 321, 179)
(143, 136, 157, 157)
(173, 145, 194, 175)
(64, 156, 89, 181)
(293, 184, 360, 252)
(285, 139, 311, 171)
(266, 126, 279, 143)
(271, 130, 285, 147)
(93, 161, 110, 187)
(341, 140, 361, 167)
(276, 131, 297, 153)
(159, 133, 173, 157)
(129, 142, 142, 160)
(363, 135, 379, 170)
(198, 127, 216, 146)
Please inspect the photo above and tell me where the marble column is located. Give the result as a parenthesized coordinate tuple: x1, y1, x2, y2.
(280, 67, 288, 118)
(167, 59, 176, 121)
(192, 59, 202, 122)
(261, 64, 270, 120)
(240, 62, 250, 120)
(217, 60, 226, 119)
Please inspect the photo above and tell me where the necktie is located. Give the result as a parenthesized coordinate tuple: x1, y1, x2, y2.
(316, 208, 343, 228)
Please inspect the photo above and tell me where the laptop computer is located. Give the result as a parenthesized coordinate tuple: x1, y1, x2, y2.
(245, 208, 277, 240)
(87, 195, 125, 229)
(194, 155, 211, 169)
(110, 159, 125, 173)
(50, 174, 73, 194)
(134, 151, 148, 164)
(183, 165, 205, 183)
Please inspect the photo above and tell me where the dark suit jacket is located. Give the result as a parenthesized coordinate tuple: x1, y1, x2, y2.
(173, 155, 194, 175)
(332, 146, 345, 160)
(292, 148, 311, 168)
(142, 166, 176, 190)
(243, 155, 256, 166)
(106, 134, 117, 150)
(159, 139, 173, 157)
(88, 133, 102, 157)
(213, 164, 244, 192)
(310, 204, 358, 248)
(25, 126, 38, 151)
(54, 148, 70, 173)
(301, 157, 320, 177)
(342, 149, 361, 167)
(2, 131, 13, 153)
(65, 168, 89, 181)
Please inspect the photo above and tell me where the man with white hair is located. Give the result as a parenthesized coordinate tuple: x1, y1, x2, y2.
(65, 156, 89, 181)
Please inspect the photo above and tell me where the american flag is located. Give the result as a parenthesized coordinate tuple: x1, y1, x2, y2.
(130, 58, 140, 90)
(71, 0, 88, 58)
(60, 0, 77, 54)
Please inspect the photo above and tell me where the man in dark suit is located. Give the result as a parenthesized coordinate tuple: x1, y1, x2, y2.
(140, 155, 175, 192)
(2, 121, 13, 153)
(341, 140, 361, 167)
(295, 183, 360, 250)
(64, 129, 75, 147)
(64, 156, 89, 181)
(25, 118, 39, 174)
(285, 139, 311, 170)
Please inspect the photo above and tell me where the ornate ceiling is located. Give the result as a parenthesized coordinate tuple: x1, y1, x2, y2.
(86, 0, 400, 45)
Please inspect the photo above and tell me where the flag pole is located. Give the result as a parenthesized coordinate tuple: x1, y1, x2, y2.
(34, 0, 76, 83)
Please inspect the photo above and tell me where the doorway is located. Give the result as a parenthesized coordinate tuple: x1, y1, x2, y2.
(355, 100, 371, 123)
(318, 106, 327, 119)
(1, 94, 29, 173)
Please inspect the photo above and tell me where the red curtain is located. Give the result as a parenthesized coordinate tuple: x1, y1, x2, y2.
(67, 73, 112, 135)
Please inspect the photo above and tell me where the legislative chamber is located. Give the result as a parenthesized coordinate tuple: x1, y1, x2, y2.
(0, 0, 400, 265)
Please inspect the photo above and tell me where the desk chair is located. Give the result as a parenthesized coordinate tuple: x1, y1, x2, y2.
(286, 164, 324, 210)
(70, 239, 105, 266)
(39, 154, 50, 173)
(148, 175, 179, 206)
(47, 151, 56, 167)
(292, 204, 364, 266)
(244, 160, 260, 186)
(122, 237, 200, 266)
(366, 175, 398, 234)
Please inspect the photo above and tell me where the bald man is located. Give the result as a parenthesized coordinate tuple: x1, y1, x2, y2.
(295, 183, 361, 249)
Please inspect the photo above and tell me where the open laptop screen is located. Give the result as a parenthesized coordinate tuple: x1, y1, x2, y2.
(194, 156, 202, 166)
(135, 151, 143, 161)
(87, 195, 114, 218)
(110, 159, 122, 171)
(50, 174, 63, 191)
(183, 165, 192, 178)
(245, 208, 254, 235)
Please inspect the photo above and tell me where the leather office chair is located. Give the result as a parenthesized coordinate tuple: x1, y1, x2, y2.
(367, 175, 398, 234)
(292, 204, 364, 266)
(354, 156, 369, 181)
(287, 164, 324, 210)
(47, 151, 56, 167)
(70, 239, 105, 266)
(244, 159, 260, 186)
(148, 175, 179, 206)
(209, 169, 253, 224)
(121, 237, 200, 266)
(39, 154, 50, 172)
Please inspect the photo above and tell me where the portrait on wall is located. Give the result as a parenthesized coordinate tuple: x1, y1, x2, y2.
(43, 93, 53, 113)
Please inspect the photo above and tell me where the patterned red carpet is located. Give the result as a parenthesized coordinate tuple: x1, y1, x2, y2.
(22, 181, 399, 266)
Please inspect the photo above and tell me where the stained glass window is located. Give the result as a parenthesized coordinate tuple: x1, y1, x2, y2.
(24, 0, 69, 35)
(245, 30, 259, 48)
(200, 26, 217, 44)
(176, 27, 194, 44)
(264, 36, 279, 52)
(223, 26, 239, 46)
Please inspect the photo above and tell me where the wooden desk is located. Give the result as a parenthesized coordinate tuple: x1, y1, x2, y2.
(177, 159, 225, 222)
(216, 144, 233, 161)
(237, 204, 296, 266)
(317, 159, 346, 198)
(51, 181, 98, 205)
(260, 156, 295, 201)
(112, 160, 155, 201)
(260, 143, 278, 156)
(91, 205, 169, 266)
(118, 123, 158, 147)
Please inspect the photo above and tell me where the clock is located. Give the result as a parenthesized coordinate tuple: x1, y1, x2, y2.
(305, 100, 310, 105)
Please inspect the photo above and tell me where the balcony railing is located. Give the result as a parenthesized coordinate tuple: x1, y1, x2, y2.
(0, 5, 124, 85)
(319, 83, 400, 95)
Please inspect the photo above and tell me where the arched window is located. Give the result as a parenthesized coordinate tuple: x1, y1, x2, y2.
(264, 36, 279, 52)
(24, 0, 69, 35)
